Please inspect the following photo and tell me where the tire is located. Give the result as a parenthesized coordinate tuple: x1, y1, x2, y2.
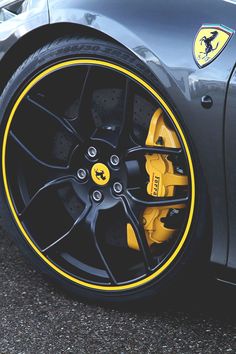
(0, 36, 208, 304)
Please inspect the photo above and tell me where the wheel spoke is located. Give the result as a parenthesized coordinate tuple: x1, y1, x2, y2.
(67, 66, 93, 133)
(79, 66, 92, 112)
(77, 66, 98, 139)
(26, 95, 83, 143)
(42, 205, 91, 253)
(127, 190, 189, 207)
(9, 131, 70, 171)
(43, 203, 117, 284)
(19, 175, 76, 219)
(119, 78, 133, 145)
(82, 207, 118, 285)
(126, 145, 182, 158)
(120, 195, 155, 272)
(91, 126, 121, 148)
(91, 78, 133, 149)
(116, 78, 134, 149)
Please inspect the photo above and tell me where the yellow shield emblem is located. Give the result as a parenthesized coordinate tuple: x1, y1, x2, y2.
(194, 24, 234, 68)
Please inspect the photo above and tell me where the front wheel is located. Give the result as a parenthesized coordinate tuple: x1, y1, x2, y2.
(0, 36, 207, 303)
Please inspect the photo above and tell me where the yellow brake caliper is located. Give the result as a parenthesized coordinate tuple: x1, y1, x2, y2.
(127, 108, 188, 250)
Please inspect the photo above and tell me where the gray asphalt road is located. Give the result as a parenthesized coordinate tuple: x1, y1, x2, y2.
(1, 228, 236, 354)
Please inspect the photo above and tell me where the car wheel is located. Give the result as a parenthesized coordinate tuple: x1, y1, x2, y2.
(0, 36, 207, 303)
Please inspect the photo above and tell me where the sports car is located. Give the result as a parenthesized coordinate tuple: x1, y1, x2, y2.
(0, 0, 235, 303)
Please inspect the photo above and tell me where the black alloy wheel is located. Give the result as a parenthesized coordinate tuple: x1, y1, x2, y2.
(0, 36, 206, 303)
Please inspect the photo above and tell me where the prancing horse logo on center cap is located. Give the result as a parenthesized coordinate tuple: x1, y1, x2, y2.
(194, 24, 234, 68)
(91, 163, 110, 186)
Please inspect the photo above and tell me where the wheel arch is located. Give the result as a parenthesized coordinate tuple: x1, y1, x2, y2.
(0, 22, 122, 96)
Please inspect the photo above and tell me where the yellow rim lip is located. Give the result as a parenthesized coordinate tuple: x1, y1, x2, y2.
(2, 59, 195, 291)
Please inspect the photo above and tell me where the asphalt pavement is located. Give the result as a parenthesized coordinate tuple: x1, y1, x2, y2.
(1, 227, 236, 354)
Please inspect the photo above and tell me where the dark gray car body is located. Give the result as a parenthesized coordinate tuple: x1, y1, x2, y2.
(0, 0, 236, 284)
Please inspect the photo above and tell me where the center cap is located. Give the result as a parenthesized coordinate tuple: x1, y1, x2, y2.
(91, 163, 110, 186)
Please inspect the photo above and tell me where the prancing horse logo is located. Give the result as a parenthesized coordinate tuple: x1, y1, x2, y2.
(194, 24, 234, 68)
(199, 31, 219, 60)
(91, 163, 110, 186)
(95, 169, 106, 181)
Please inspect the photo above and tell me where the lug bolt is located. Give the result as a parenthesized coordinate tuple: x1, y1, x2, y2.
(113, 182, 123, 194)
(77, 168, 87, 180)
(87, 146, 97, 158)
(92, 190, 103, 202)
(110, 155, 120, 167)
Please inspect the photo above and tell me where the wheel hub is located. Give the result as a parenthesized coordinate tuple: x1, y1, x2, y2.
(72, 141, 128, 211)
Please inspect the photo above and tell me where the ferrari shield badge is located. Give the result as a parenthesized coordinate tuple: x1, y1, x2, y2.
(194, 24, 234, 68)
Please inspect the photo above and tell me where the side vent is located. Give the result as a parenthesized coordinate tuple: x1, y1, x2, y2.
(0, 0, 29, 23)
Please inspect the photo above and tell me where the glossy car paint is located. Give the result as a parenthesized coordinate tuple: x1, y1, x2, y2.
(0, 0, 48, 60)
(0, 0, 236, 282)
(225, 68, 236, 277)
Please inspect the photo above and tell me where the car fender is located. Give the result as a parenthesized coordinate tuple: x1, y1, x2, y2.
(0, 0, 49, 60)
